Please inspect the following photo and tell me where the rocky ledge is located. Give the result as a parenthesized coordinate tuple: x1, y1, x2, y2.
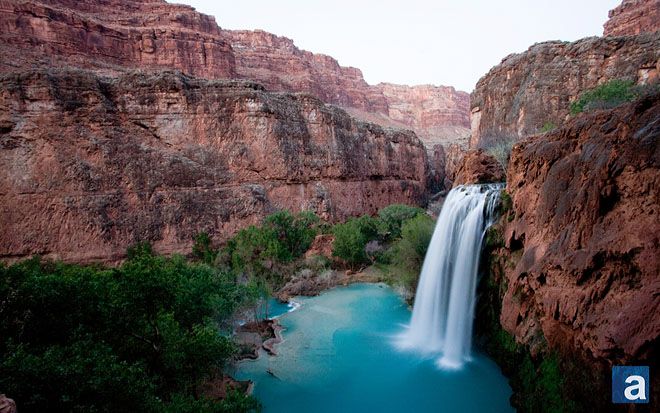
(452, 149, 504, 186)
(470, 32, 660, 149)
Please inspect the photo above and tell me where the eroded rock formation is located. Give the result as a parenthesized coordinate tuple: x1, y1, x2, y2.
(499, 94, 659, 382)
(375, 83, 470, 149)
(0, 70, 428, 263)
(0, 0, 470, 150)
(452, 150, 504, 186)
(470, 33, 660, 149)
(603, 0, 660, 36)
(0, 0, 237, 78)
(224, 31, 471, 150)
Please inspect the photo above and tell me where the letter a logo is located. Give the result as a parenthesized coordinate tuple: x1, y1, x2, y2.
(612, 366, 649, 404)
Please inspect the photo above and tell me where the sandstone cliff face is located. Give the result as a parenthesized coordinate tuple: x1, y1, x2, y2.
(470, 33, 660, 149)
(376, 83, 470, 149)
(0, 70, 428, 263)
(498, 95, 659, 367)
(452, 150, 504, 186)
(0, 0, 236, 78)
(224, 30, 389, 114)
(603, 0, 660, 36)
(0, 0, 470, 151)
(225, 30, 470, 150)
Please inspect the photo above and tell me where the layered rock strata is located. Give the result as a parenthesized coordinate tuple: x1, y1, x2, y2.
(499, 94, 659, 374)
(0, 70, 428, 263)
(470, 33, 660, 149)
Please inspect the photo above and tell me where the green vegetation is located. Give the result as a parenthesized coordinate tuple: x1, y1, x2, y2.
(540, 121, 556, 133)
(382, 214, 435, 292)
(378, 204, 426, 240)
(569, 79, 658, 115)
(192, 232, 218, 265)
(0, 205, 438, 412)
(0, 246, 260, 413)
(332, 215, 383, 268)
(221, 210, 320, 287)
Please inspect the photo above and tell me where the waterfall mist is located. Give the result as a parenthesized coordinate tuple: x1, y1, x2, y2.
(397, 183, 503, 369)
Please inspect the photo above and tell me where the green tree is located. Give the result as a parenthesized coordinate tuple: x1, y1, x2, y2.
(385, 213, 435, 292)
(332, 215, 382, 268)
(378, 204, 425, 239)
(0, 248, 260, 413)
(193, 232, 218, 264)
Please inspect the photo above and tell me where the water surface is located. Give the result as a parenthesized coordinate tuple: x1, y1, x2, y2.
(234, 283, 513, 413)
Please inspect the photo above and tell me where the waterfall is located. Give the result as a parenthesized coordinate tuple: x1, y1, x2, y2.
(397, 183, 503, 369)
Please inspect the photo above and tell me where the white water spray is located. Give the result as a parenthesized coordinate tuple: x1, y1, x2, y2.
(398, 183, 503, 369)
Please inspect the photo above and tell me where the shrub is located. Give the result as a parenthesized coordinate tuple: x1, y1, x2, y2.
(378, 204, 426, 240)
(331, 215, 382, 267)
(484, 138, 516, 170)
(568, 79, 656, 115)
(385, 213, 435, 292)
(193, 232, 218, 264)
(540, 121, 556, 133)
(0, 249, 259, 413)
(223, 210, 320, 285)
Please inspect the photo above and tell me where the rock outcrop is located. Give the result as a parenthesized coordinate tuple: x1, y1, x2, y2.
(375, 83, 470, 149)
(498, 94, 659, 396)
(224, 30, 389, 114)
(603, 0, 660, 36)
(0, 69, 428, 263)
(0, 0, 470, 151)
(0, 395, 16, 413)
(452, 150, 505, 186)
(0, 0, 237, 78)
(224, 31, 471, 150)
(470, 33, 660, 149)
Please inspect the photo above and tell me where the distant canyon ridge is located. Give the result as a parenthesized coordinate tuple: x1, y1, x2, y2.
(0, 0, 471, 151)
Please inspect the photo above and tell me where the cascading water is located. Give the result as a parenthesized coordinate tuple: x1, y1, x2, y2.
(397, 183, 503, 369)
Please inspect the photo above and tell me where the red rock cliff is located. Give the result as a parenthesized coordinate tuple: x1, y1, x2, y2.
(603, 0, 660, 36)
(375, 83, 470, 149)
(0, 70, 428, 263)
(499, 94, 659, 386)
(470, 34, 660, 149)
(224, 30, 470, 150)
(0, 0, 470, 151)
(0, 0, 237, 78)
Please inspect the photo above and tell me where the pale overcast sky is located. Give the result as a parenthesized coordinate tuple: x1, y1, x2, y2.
(179, 0, 621, 92)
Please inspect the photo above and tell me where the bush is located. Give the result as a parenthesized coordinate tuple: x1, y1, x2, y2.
(569, 79, 657, 115)
(193, 232, 218, 264)
(0, 249, 260, 413)
(378, 204, 426, 240)
(331, 215, 382, 268)
(223, 210, 320, 285)
(539, 121, 556, 133)
(384, 213, 435, 292)
(484, 138, 516, 170)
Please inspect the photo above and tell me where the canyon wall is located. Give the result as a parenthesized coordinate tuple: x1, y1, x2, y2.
(0, 0, 470, 151)
(0, 70, 428, 263)
(224, 30, 470, 150)
(491, 94, 659, 409)
(0, 0, 237, 78)
(603, 0, 660, 36)
(470, 33, 660, 149)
